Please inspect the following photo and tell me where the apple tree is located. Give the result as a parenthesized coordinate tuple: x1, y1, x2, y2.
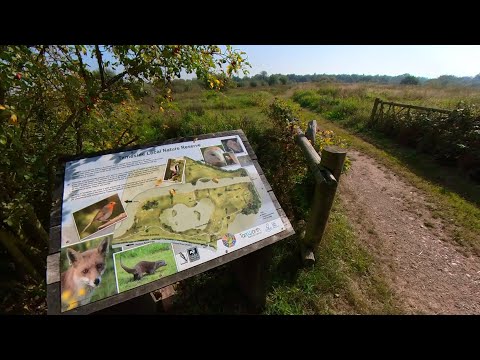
(0, 45, 249, 311)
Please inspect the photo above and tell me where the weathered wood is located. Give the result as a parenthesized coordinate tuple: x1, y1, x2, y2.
(232, 244, 273, 312)
(370, 98, 380, 124)
(297, 219, 315, 265)
(380, 100, 452, 114)
(47, 282, 61, 315)
(150, 284, 178, 313)
(49, 225, 61, 254)
(240, 139, 257, 161)
(321, 146, 347, 182)
(294, 127, 347, 264)
(302, 146, 346, 251)
(305, 120, 317, 147)
(48, 129, 294, 315)
(259, 174, 272, 192)
(295, 127, 326, 185)
(295, 127, 321, 166)
(46, 253, 60, 285)
(252, 159, 264, 175)
(268, 190, 281, 210)
(303, 179, 337, 250)
(300, 244, 315, 266)
(93, 293, 157, 314)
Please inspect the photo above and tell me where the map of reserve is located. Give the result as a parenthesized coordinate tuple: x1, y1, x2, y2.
(113, 157, 261, 248)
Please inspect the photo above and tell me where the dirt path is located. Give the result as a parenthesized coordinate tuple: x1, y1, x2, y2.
(339, 150, 480, 314)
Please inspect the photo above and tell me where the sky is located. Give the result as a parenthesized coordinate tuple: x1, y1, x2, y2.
(234, 45, 480, 78)
(83, 45, 480, 79)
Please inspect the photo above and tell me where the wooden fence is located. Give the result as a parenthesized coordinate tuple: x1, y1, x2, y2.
(294, 120, 346, 265)
(369, 97, 452, 127)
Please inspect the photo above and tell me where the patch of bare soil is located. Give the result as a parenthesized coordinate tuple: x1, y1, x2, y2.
(340, 150, 480, 314)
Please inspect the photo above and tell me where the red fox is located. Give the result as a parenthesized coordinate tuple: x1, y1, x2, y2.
(60, 238, 109, 311)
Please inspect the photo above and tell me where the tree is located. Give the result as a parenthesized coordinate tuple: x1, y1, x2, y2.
(0, 45, 250, 304)
(268, 74, 279, 86)
(400, 75, 419, 85)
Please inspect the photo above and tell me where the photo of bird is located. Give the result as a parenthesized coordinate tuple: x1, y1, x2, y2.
(81, 201, 116, 234)
(202, 146, 227, 167)
(222, 138, 243, 153)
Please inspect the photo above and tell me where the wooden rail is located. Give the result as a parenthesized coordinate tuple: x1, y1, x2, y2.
(379, 100, 452, 114)
(370, 98, 452, 125)
(295, 120, 346, 265)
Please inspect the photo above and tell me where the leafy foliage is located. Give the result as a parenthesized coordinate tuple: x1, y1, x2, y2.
(0, 45, 249, 313)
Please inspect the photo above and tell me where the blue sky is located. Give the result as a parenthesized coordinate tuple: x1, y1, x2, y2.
(235, 45, 480, 78)
(84, 45, 480, 79)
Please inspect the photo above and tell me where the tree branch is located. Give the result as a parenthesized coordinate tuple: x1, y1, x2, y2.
(98, 212, 127, 230)
(115, 126, 132, 148)
(45, 109, 81, 155)
(121, 136, 139, 147)
(95, 45, 106, 89)
(74, 45, 89, 87)
(0, 229, 43, 283)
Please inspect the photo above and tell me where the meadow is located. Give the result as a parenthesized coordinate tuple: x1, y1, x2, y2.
(289, 83, 480, 255)
(3, 74, 480, 314)
(130, 82, 479, 313)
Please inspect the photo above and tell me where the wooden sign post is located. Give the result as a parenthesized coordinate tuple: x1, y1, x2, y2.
(46, 130, 294, 314)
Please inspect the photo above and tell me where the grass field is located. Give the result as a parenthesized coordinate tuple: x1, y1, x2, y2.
(131, 84, 402, 313)
(114, 243, 177, 293)
(135, 82, 479, 314)
(290, 83, 480, 255)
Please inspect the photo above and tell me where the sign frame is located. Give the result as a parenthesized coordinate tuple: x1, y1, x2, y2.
(46, 129, 294, 315)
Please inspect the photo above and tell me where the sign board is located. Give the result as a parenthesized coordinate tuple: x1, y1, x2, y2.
(56, 131, 287, 313)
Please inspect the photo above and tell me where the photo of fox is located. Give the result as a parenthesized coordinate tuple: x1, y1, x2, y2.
(60, 235, 117, 312)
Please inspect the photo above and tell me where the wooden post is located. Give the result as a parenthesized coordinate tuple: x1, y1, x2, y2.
(232, 245, 273, 313)
(305, 120, 317, 147)
(320, 145, 347, 183)
(296, 137, 346, 265)
(369, 98, 380, 125)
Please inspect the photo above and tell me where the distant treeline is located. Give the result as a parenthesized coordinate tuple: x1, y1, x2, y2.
(233, 72, 480, 87)
(170, 72, 480, 92)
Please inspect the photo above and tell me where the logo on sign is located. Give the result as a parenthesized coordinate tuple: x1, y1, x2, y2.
(239, 227, 262, 239)
(222, 233, 236, 248)
(187, 247, 200, 262)
(265, 221, 279, 232)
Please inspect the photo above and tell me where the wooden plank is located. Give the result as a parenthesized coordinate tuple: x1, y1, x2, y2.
(52, 225, 294, 315)
(252, 160, 264, 175)
(321, 146, 347, 182)
(232, 244, 273, 312)
(49, 225, 61, 255)
(380, 100, 452, 114)
(259, 174, 272, 192)
(46, 253, 60, 285)
(236, 131, 257, 160)
(370, 98, 380, 123)
(268, 190, 281, 210)
(305, 120, 317, 147)
(46, 282, 61, 315)
(295, 127, 321, 168)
